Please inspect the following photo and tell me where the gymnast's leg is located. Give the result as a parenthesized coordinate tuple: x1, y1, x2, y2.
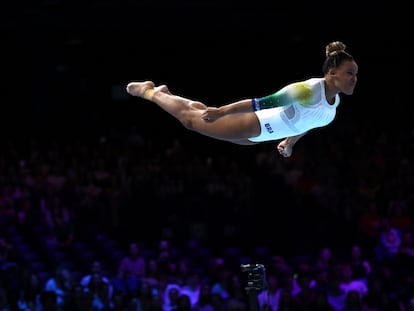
(126, 81, 261, 144)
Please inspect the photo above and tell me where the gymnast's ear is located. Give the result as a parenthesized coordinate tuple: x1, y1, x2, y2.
(328, 68, 337, 76)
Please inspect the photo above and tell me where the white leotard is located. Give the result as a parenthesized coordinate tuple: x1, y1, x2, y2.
(248, 77, 340, 142)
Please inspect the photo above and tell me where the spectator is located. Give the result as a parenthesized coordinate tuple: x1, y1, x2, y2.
(315, 247, 334, 272)
(257, 273, 281, 311)
(375, 217, 402, 264)
(83, 272, 113, 310)
(180, 272, 202, 307)
(175, 294, 192, 311)
(338, 263, 368, 299)
(163, 283, 181, 311)
(193, 281, 215, 311)
(80, 260, 113, 301)
(348, 245, 372, 282)
(113, 242, 147, 295)
(18, 272, 43, 311)
(326, 270, 347, 311)
(44, 265, 74, 309)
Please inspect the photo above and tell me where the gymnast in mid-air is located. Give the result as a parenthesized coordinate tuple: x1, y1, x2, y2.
(126, 41, 358, 158)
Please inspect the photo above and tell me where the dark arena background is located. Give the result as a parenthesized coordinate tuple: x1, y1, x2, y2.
(1, 1, 414, 310)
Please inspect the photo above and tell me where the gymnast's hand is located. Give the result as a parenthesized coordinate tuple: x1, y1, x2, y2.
(277, 139, 293, 157)
(201, 107, 222, 122)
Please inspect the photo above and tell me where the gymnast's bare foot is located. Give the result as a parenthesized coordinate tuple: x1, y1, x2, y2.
(126, 81, 172, 99)
(154, 84, 171, 95)
(126, 81, 155, 97)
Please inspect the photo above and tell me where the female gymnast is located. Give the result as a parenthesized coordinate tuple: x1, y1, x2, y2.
(126, 41, 358, 157)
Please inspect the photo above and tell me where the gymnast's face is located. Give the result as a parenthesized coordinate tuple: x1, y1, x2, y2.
(331, 60, 358, 95)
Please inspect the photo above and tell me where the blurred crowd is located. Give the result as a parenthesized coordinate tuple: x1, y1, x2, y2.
(0, 110, 414, 310)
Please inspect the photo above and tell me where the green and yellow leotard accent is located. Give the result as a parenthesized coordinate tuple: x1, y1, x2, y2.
(253, 82, 313, 111)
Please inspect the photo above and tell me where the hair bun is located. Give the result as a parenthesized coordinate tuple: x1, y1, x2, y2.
(325, 41, 347, 58)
